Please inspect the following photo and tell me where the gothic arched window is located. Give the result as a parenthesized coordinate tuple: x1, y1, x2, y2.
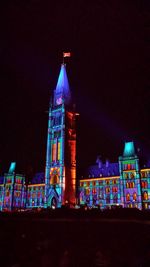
(126, 193, 130, 202)
(143, 191, 148, 200)
(133, 192, 137, 201)
(86, 188, 90, 195)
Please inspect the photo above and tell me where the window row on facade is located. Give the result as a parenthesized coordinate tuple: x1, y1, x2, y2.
(81, 194, 119, 204)
(80, 179, 118, 187)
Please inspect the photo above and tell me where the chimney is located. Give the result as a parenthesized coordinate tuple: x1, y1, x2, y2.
(106, 159, 110, 168)
(96, 156, 102, 168)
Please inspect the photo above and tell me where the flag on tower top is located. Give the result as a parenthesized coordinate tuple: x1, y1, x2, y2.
(63, 52, 71, 57)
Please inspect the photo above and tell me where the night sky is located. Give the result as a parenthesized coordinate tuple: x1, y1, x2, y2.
(0, 1, 149, 176)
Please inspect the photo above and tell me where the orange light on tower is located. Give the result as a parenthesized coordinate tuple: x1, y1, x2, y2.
(63, 52, 71, 58)
(57, 142, 61, 161)
(52, 143, 56, 161)
(63, 52, 71, 64)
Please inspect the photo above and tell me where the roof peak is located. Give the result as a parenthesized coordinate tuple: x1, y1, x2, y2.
(123, 141, 136, 158)
(54, 64, 71, 105)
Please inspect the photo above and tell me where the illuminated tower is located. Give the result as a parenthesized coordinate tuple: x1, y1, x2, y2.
(45, 64, 76, 208)
(119, 141, 142, 209)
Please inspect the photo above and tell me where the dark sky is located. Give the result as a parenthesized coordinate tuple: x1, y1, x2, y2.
(0, 0, 149, 175)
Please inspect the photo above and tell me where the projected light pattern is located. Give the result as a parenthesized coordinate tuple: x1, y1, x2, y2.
(0, 172, 26, 211)
(45, 63, 76, 208)
(123, 141, 135, 157)
(55, 64, 71, 105)
(1, 140, 149, 211)
(26, 184, 45, 208)
(79, 142, 150, 210)
(0, 62, 150, 211)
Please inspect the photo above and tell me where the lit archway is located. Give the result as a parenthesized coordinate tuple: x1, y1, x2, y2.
(51, 197, 57, 209)
(126, 193, 130, 202)
(143, 191, 148, 200)
(133, 192, 137, 201)
(50, 174, 60, 185)
(50, 168, 60, 186)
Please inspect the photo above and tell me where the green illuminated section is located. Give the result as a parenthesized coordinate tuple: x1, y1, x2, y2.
(8, 162, 16, 174)
(123, 160, 135, 165)
(123, 142, 135, 157)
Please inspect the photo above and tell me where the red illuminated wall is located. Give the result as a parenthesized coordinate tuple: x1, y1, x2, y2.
(64, 111, 76, 204)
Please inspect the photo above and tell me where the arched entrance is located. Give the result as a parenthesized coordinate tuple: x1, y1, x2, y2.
(47, 189, 59, 209)
(51, 196, 57, 209)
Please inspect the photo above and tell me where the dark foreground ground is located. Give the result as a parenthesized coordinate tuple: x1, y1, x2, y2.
(0, 209, 150, 267)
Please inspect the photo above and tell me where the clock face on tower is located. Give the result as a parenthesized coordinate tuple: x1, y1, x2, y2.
(56, 97, 62, 105)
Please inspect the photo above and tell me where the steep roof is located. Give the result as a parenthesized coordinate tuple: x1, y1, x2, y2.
(84, 162, 120, 178)
(55, 64, 71, 105)
(123, 141, 136, 158)
(30, 172, 45, 184)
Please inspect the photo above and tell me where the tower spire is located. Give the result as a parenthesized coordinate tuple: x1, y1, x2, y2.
(45, 60, 76, 208)
(54, 63, 71, 105)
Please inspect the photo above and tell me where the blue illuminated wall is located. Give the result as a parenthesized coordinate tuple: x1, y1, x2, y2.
(79, 142, 150, 210)
(140, 169, 150, 209)
(0, 163, 26, 211)
(0, 172, 26, 211)
(45, 63, 77, 208)
(0, 146, 150, 211)
(0, 171, 45, 211)
(119, 142, 142, 209)
(0, 176, 4, 211)
(79, 162, 121, 208)
(26, 172, 45, 208)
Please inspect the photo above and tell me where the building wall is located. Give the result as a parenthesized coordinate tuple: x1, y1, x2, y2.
(119, 156, 142, 209)
(0, 161, 150, 211)
(140, 169, 150, 209)
(26, 184, 45, 208)
(79, 176, 121, 208)
(0, 173, 26, 211)
(0, 174, 45, 211)
(79, 170, 150, 210)
(0, 184, 4, 211)
(79, 142, 150, 210)
(45, 101, 66, 208)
